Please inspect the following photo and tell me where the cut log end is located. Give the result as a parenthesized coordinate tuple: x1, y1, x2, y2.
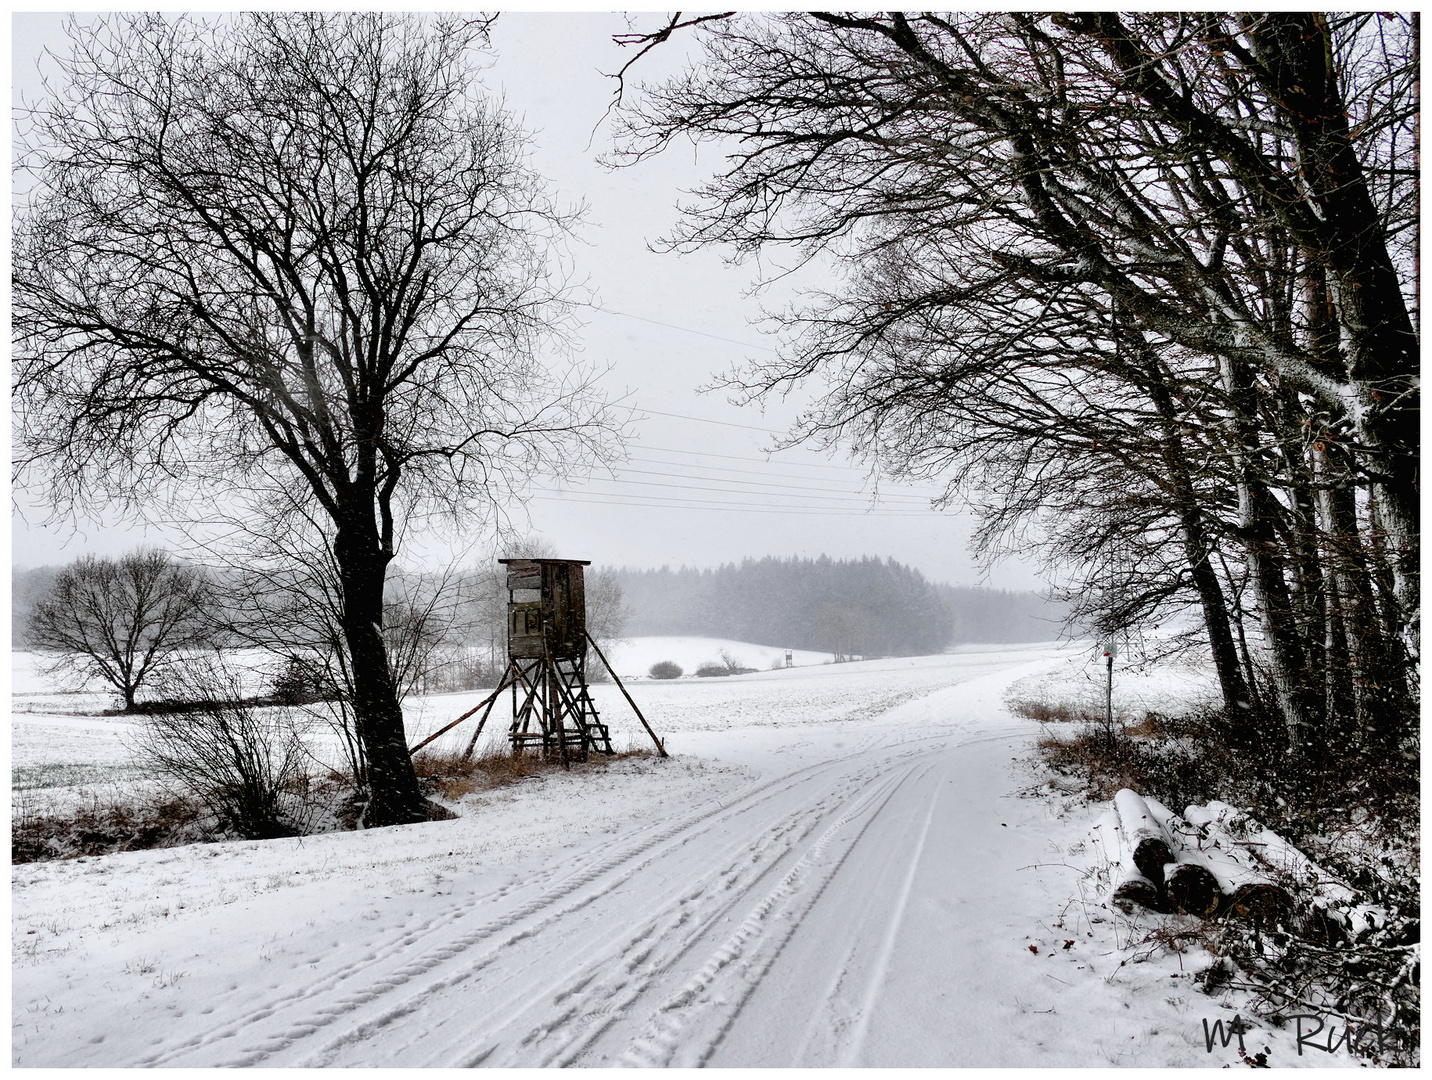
(1113, 872, 1167, 914)
(1227, 882, 1294, 925)
(1166, 861, 1222, 917)
(1131, 836, 1175, 884)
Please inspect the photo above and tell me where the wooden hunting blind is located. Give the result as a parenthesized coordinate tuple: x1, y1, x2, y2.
(407, 557, 667, 765)
(504, 558, 587, 660)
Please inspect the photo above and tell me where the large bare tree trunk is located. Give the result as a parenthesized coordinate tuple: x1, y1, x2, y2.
(1249, 14, 1420, 652)
(1315, 441, 1412, 748)
(1141, 363, 1250, 713)
(334, 501, 426, 828)
(1277, 396, 1329, 714)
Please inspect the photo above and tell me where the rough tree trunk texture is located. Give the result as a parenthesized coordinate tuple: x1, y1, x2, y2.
(1247, 15, 1420, 654)
(1237, 475, 1318, 749)
(334, 504, 427, 829)
(1221, 356, 1320, 750)
(1314, 442, 1409, 744)
(1320, 574, 1355, 725)
(1217, 559, 1265, 712)
(1278, 396, 1328, 710)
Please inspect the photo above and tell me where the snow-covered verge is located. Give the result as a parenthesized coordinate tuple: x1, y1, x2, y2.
(1003, 643, 1223, 720)
(1005, 657, 1418, 1067)
(1060, 790, 1417, 1067)
(13, 642, 1376, 1066)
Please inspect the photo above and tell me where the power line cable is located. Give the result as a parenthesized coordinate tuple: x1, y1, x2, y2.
(634, 443, 873, 474)
(620, 404, 785, 434)
(552, 476, 929, 507)
(596, 465, 936, 502)
(595, 306, 779, 352)
(528, 491, 940, 517)
(621, 455, 944, 495)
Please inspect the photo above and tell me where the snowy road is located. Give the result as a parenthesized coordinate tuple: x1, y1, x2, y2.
(16, 644, 1259, 1067)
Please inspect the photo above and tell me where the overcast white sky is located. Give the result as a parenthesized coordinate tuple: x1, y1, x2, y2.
(10, 11, 1044, 590)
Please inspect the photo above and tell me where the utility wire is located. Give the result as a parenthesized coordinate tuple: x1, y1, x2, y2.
(596, 465, 936, 502)
(634, 443, 875, 474)
(529, 491, 940, 517)
(620, 404, 785, 434)
(621, 455, 944, 495)
(550, 476, 925, 506)
(595, 306, 780, 352)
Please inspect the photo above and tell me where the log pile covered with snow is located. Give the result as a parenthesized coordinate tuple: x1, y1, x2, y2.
(1090, 789, 1383, 939)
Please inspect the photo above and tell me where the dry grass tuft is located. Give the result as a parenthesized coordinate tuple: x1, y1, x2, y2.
(1007, 697, 1094, 724)
(411, 743, 660, 802)
(12, 790, 211, 863)
(410, 744, 544, 800)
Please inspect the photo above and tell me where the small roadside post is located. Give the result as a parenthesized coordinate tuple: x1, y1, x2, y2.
(1099, 640, 1116, 749)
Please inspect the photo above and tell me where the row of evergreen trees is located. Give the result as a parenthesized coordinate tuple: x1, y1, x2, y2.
(611, 556, 1063, 656)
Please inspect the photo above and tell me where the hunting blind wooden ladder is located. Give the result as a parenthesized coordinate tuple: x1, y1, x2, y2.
(409, 558, 667, 765)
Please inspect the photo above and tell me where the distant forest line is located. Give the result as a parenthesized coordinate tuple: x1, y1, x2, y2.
(13, 553, 1070, 660)
(611, 556, 1068, 656)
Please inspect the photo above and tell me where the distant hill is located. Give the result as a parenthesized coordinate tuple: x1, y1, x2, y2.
(610, 556, 1069, 656)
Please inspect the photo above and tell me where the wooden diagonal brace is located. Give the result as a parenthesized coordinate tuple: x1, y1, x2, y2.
(406, 667, 516, 756)
(585, 630, 668, 757)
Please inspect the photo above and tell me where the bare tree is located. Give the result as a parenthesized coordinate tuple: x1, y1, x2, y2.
(14, 14, 615, 825)
(609, 12, 1418, 751)
(28, 549, 213, 712)
(213, 491, 474, 792)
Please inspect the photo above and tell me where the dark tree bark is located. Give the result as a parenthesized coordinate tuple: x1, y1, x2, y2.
(1221, 355, 1320, 749)
(1147, 376, 1250, 713)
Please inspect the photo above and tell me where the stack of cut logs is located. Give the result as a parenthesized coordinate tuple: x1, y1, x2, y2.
(1091, 789, 1296, 922)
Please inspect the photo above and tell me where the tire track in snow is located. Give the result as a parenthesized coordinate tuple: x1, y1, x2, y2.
(837, 779, 940, 1066)
(611, 763, 932, 1068)
(304, 768, 874, 1067)
(134, 730, 949, 1067)
(308, 742, 933, 1067)
(129, 657, 1052, 1068)
(483, 765, 920, 1067)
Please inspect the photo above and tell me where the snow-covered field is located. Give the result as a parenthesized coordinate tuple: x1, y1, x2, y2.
(13, 640, 1350, 1066)
(600, 635, 832, 679)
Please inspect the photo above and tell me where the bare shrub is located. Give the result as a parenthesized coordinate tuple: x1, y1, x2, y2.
(131, 660, 315, 840)
(717, 649, 756, 674)
(648, 660, 683, 680)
